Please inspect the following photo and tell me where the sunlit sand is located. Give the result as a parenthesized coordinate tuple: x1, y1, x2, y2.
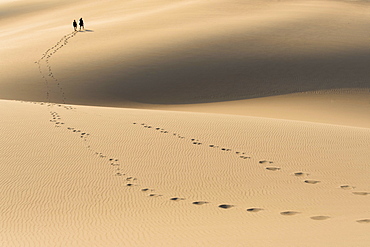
(0, 1, 369, 246)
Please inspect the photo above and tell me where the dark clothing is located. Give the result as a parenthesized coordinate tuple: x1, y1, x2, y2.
(79, 18, 84, 28)
(73, 20, 77, 31)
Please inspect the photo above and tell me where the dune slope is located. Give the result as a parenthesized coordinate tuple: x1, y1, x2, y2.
(0, 99, 369, 246)
(0, 0, 369, 107)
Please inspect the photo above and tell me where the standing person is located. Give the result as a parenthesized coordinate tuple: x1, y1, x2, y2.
(73, 20, 77, 31)
(79, 18, 84, 30)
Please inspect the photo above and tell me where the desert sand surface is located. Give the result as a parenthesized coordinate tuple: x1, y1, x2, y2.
(1, 0, 369, 246)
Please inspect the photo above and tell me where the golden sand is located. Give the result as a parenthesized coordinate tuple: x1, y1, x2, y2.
(0, 1, 369, 246)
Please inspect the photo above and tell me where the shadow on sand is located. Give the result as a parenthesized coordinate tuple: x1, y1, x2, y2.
(71, 49, 370, 105)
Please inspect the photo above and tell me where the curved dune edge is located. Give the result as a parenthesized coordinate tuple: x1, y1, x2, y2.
(147, 88, 370, 128)
(1, 99, 369, 246)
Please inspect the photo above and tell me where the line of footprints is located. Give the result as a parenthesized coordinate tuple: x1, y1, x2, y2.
(35, 31, 78, 104)
(131, 122, 369, 223)
(32, 30, 368, 224)
(21, 97, 370, 224)
(21, 101, 369, 224)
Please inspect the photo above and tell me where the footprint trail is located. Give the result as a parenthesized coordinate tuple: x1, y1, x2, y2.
(32, 29, 368, 225)
(35, 31, 78, 104)
(131, 121, 369, 222)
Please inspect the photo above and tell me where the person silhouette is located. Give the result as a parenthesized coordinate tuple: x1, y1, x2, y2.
(79, 18, 84, 30)
(73, 20, 77, 31)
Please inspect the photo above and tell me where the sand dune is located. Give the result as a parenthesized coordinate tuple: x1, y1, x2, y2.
(1, 0, 370, 246)
(1, 99, 369, 246)
(1, 0, 370, 106)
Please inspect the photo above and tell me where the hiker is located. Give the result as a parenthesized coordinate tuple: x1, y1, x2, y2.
(79, 18, 84, 30)
(73, 20, 77, 31)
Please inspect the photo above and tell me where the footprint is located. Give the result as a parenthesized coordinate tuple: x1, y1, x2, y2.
(192, 201, 209, 205)
(149, 194, 162, 197)
(218, 204, 233, 209)
(280, 211, 300, 216)
(304, 180, 320, 184)
(246, 208, 263, 212)
(170, 197, 185, 201)
(239, 156, 250, 159)
(259, 160, 273, 164)
(340, 185, 355, 190)
(265, 167, 281, 171)
(352, 192, 369, 196)
(310, 216, 330, 220)
(294, 172, 309, 176)
(356, 219, 370, 223)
